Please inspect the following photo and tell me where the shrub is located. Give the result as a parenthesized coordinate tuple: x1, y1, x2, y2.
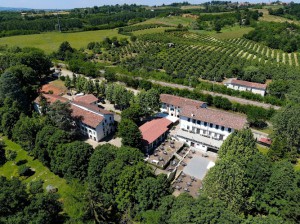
(5, 150, 17, 161)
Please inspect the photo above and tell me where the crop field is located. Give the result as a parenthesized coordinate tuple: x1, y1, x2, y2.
(139, 16, 196, 27)
(192, 26, 254, 39)
(0, 137, 86, 220)
(256, 8, 300, 25)
(0, 29, 125, 53)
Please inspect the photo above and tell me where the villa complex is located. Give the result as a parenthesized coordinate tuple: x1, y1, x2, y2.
(34, 94, 115, 142)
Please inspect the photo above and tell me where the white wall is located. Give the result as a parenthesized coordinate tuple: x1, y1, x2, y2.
(225, 83, 265, 96)
(178, 115, 234, 151)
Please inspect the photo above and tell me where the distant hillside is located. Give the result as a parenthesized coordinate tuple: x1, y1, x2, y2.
(0, 7, 32, 11)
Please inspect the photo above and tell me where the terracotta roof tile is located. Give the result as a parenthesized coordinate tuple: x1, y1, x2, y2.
(160, 94, 206, 108)
(71, 101, 113, 115)
(71, 104, 104, 129)
(34, 94, 68, 104)
(139, 118, 172, 145)
(41, 83, 66, 95)
(181, 106, 247, 130)
(74, 94, 98, 105)
(230, 79, 267, 90)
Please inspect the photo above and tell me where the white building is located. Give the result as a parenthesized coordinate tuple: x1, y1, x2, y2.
(224, 78, 267, 96)
(34, 94, 114, 142)
(177, 105, 248, 152)
(160, 94, 207, 118)
(159, 94, 248, 152)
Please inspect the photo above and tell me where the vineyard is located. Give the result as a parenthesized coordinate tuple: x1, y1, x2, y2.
(101, 31, 300, 87)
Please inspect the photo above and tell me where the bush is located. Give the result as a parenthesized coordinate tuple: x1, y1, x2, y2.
(29, 180, 44, 194)
(5, 150, 17, 161)
(60, 76, 66, 81)
(18, 165, 33, 177)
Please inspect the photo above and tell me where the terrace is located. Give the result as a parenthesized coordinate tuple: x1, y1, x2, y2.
(147, 138, 184, 169)
(172, 171, 203, 198)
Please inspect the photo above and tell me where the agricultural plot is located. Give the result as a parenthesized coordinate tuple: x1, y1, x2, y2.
(103, 31, 300, 85)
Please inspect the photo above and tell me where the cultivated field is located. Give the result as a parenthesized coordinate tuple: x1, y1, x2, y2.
(192, 26, 254, 39)
(139, 16, 195, 27)
(0, 29, 126, 53)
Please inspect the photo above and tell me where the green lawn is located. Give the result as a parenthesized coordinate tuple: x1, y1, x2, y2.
(0, 29, 125, 54)
(191, 26, 254, 39)
(0, 137, 86, 221)
(257, 144, 269, 155)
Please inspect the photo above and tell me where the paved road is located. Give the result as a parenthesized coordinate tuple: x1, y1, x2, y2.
(150, 80, 281, 110)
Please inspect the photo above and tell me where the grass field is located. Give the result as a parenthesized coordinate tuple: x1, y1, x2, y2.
(0, 137, 86, 221)
(0, 29, 125, 54)
(192, 26, 254, 39)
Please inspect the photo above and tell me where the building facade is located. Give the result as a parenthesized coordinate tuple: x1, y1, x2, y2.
(177, 106, 247, 152)
(34, 94, 115, 142)
(159, 94, 248, 152)
(160, 94, 207, 118)
(224, 78, 267, 96)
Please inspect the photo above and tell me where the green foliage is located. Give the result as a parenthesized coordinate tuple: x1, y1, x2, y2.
(218, 129, 257, 161)
(244, 22, 300, 52)
(46, 101, 77, 134)
(121, 103, 143, 123)
(5, 149, 17, 161)
(18, 164, 32, 177)
(0, 142, 6, 166)
(134, 88, 161, 116)
(272, 103, 300, 148)
(0, 176, 28, 217)
(105, 83, 134, 110)
(118, 119, 142, 149)
(12, 114, 44, 151)
(51, 141, 93, 181)
(29, 180, 44, 195)
(115, 162, 152, 211)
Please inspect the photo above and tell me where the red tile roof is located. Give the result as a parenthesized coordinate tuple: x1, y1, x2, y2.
(34, 94, 105, 129)
(41, 83, 66, 95)
(34, 94, 68, 104)
(74, 94, 98, 105)
(230, 79, 267, 90)
(71, 104, 104, 129)
(160, 94, 206, 108)
(181, 106, 247, 130)
(258, 137, 272, 146)
(139, 118, 172, 145)
(72, 101, 113, 115)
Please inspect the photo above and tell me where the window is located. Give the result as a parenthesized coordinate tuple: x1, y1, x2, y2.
(196, 128, 200, 134)
(221, 126, 225, 131)
(228, 128, 232, 133)
(210, 123, 213, 128)
(188, 118, 191, 122)
(204, 122, 207, 126)
(187, 126, 190, 130)
(192, 119, 196, 123)
(203, 130, 206, 134)
(216, 125, 219, 129)
(197, 120, 201, 125)
(219, 135, 224, 140)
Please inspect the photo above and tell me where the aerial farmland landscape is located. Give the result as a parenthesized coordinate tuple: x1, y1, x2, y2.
(0, 1, 300, 223)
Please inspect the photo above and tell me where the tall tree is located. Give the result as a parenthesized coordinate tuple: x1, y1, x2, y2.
(51, 141, 92, 181)
(118, 119, 142, 149)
